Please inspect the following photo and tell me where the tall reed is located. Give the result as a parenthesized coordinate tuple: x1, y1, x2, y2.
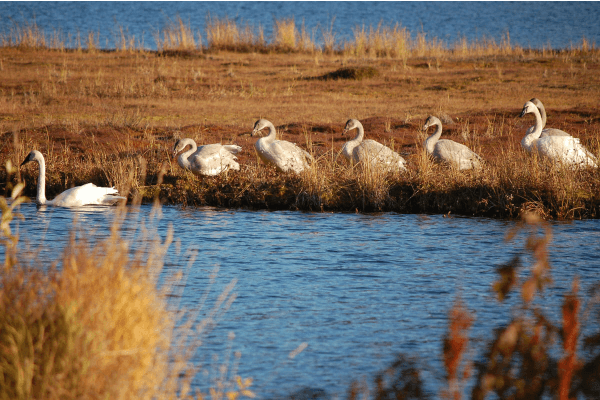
(0, 20, 49, 49)
(154, 16, 200, 52)
(205, 14, 263, 52)
(273, 17, 297, 51)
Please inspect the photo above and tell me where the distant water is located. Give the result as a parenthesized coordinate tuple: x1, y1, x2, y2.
(7, 203, 600, 398)
(1, 1, 599, 50)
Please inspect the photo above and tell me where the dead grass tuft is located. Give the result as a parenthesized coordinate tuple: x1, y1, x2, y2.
(154, 15, 200, 52)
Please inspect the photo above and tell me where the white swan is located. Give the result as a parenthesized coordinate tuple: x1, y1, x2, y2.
(519, 101, 598, 168)
(527, 98, 571, 138)
(20, 150, 125, 207)
(173, 138, 241, 176)
(422, 116, 482, 170)
(341, 119, 407, 171)
(251, 119, 313, 173)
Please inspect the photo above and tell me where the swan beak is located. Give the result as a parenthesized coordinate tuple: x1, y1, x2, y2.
(251, 129, 259, 137)
(20, 158, 29, 167)
(519, 107, 527, 118)
(342, 128, 348, 136)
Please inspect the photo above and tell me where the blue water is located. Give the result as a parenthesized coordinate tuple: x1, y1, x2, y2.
(1, 1, 599, 50)
(7, 203, 600, 398)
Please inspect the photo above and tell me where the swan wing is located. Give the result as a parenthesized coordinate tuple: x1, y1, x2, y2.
(355, 140, 407, 171)
(536, 136, 598, 168)
(256, 139, 310, 173)
(50, 183, 123, 207)
(540, 127, 571, 138)
(189, 144, 241, 175)
(434, 139, 482, 170)
(526, 125, 571, 137)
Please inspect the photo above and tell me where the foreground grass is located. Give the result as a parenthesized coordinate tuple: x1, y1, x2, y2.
(1, 26, 599, 219)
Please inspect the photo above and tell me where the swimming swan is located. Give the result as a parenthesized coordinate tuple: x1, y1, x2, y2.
(20, 150, 125, 207)
(173, 138, 241, 176)
(341, 119, 407, 171)
(527, 98, 571, 138)
(422, 116, 482, 170)
(519, 101, 598, 168)
(251, 119, 313, 173)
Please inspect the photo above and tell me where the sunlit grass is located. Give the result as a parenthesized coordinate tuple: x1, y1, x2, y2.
(154, 16, 200, 52)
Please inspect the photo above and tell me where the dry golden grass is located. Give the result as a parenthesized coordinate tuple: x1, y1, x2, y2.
(154, 16, 200, 52)
(205, 15, 264, 52)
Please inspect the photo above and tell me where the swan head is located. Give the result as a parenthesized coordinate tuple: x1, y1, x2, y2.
(251, 119, 271, 137)
(530, 98, 543, 110)
(519, 101, 537, 118)
(422, 116, 441, 132)
(342, 119, 361, 136)
(172, 139, 185, 157)
(20, 150, 42, 167)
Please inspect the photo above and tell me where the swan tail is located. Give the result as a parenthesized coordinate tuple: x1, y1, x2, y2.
(100, 195, 127, 205)
(97, 186, 125, 205)
(104, 187, 120, 195)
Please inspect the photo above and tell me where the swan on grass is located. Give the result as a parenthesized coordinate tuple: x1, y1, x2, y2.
(20, 150, 125, 207)
(422, 116, 482, 170)
(173, 138, 241, 176)
(519, 101, 598, 168)
(341, 119, 407, 172)
(251, 119, 313, 173)
(526, 98, 571, 138)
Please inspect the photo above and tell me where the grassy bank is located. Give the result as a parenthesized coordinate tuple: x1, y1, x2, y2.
(1, 19, 600, 219)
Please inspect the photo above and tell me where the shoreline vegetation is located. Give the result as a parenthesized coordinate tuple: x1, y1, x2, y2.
(1, 18, 600, 219)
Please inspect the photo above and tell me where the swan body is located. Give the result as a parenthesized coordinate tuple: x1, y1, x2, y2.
(20, 150, 125, 207)
(527, 98, 571, 138)
(173, 138, 241, 176)
(422, 116, 482, 170)
(519, 101, 597, 168)
(251, 119, 313, 173)
(341, 119, 407, 172)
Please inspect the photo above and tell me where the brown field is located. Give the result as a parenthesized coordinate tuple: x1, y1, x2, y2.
(1, 21, 599, 219)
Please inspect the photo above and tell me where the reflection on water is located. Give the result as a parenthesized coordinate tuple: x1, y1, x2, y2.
(5, 202, 600, 397)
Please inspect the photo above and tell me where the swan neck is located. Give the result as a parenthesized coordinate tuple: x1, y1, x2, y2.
(425, 121, 442, 154)
(352, 124, 364, 143)
(539, 105, 547, 128)
(265, 122, 277, 141)
(36, 156, 47, 205)
(522, 108, 543, 150)
(178, 139, 197, 170)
